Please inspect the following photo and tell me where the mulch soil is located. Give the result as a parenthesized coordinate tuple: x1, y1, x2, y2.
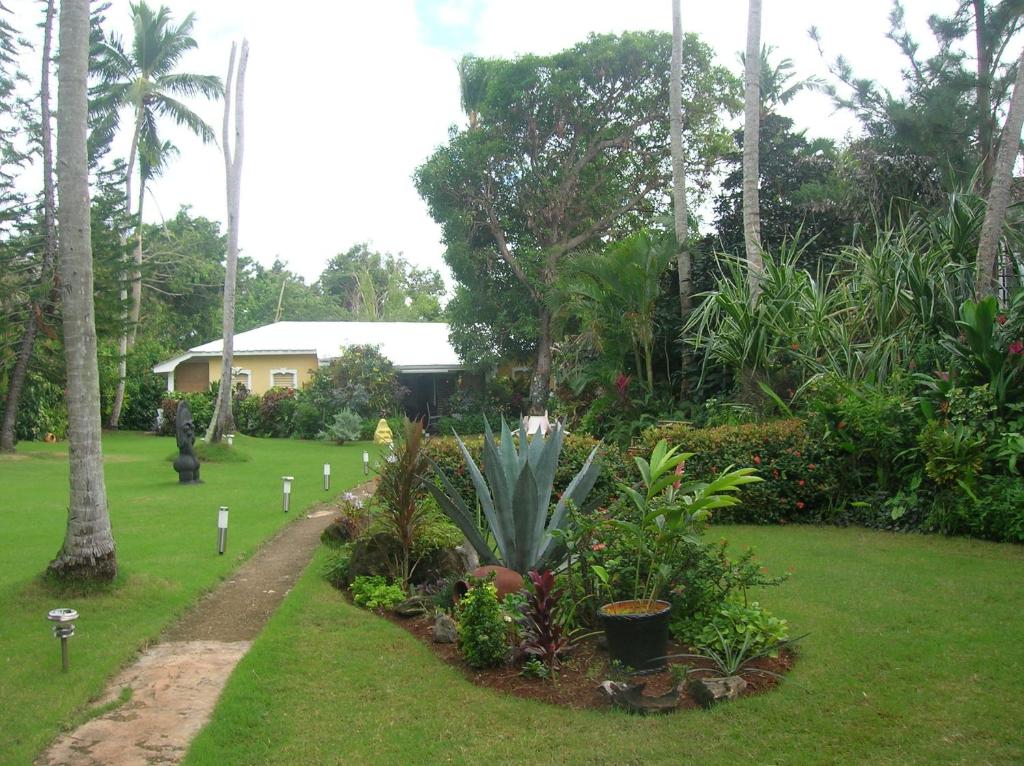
(384, 609, 795, 712)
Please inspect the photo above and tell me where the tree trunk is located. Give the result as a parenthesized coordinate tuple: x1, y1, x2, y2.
(107, 108, 144, 429)
(49, 0, 117, 581)
(208, 40, 248, 442)
(974, 0, 995, 191)
(527, 308, 552, 416)
(976, 45, 1024, 299)
(1, 0, 58, 453)
(742, 0, 763, 297)
(670, 0, 690, 315)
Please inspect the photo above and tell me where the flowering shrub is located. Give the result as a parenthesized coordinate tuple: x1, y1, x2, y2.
(638, 419, 840, 524)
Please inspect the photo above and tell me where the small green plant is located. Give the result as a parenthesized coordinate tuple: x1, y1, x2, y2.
(456, 577, 509, 668)
(520, 657, 551, 679)
(695, 598, 790, 656)
(318, 409, 363, 444)
(350, 575, 405, 610)
(323, 545, 353, 588)
(918, 421, 985, 487)
(670, 627, 801, 681)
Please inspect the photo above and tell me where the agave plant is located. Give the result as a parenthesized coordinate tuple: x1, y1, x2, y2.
(426, 418, 600, 573)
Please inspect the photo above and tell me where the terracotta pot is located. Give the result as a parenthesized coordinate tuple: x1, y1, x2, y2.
(599, 599, 672, 673)
(453, 565, 524, 602)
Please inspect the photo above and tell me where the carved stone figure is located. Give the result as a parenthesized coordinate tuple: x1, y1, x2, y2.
(173, 400, 201, 483)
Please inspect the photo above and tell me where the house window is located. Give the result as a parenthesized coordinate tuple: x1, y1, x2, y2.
(270, 368, 298, 389)
(232, 368, 251, 391)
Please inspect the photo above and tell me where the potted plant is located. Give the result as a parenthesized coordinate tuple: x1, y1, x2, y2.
(598, 440, 761, 673)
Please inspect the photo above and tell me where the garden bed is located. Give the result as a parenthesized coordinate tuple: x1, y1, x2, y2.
(384, 608, 796, 712)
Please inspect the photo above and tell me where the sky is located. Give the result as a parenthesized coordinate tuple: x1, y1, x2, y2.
(7, 0, 949, 287)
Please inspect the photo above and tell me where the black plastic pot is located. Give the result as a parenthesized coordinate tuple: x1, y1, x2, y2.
(599, 599, 672, 673)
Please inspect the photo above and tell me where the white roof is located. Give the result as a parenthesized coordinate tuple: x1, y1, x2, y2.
(153, 321, 464, 374)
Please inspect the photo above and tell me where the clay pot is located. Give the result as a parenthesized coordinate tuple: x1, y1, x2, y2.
(453, 565, 524, 602)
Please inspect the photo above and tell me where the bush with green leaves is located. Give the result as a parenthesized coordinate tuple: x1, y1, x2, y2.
(323, 545, 353, 588)
(160, 391, 214, 435)
(318, 409, 363, 444)
(638, 419, 840, 524)
(258, 387, 297, 438)
(926, 476, 1024, 543)
(350, 575, 405, 610)
(4, 373, 68, 441)
(456, 577, 509, 668)
(327, 344, 407, 417)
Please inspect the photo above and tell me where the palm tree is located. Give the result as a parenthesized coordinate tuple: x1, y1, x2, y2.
(457, 55, 489, 130)
(208, 39, 248, 443)
(670, 0, 690, 315)
(49, 0, 117, 580)
(742, 0, 763, 297)
(976, 44, 1024, 298)
(559, 232, 674, 392)
(741, 44, 823, 117)
(95, 1, 222, 428)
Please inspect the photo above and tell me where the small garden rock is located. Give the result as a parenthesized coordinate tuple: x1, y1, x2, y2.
(432, 613, 458, 643)
(687, 676, 747, 708)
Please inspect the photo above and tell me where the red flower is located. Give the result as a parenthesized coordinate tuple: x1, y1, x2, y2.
(673, 461, 685, 490)
(798, 479, 805, 486)
(836, 421, 846, 430)
(807, 464, 816, 470)
(795, 501, 805, 510)
(772, 469, 780, 480)
(753, 455, 761, 465)
(615, 373, 631, 398)
(1009, 340, 1024, 355)
(997, 314, 1008, 325)
(794, 450, 801, 458)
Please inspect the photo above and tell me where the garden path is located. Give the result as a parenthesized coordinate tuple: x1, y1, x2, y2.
(36, 480, 376, 766)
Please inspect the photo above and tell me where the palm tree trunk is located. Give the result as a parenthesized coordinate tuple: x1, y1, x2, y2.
(208, 40, 248, 442)
(1, 0, 58, 453)
(742, 0, 763, 298)
(974, 0, 995, 191)
(107, 109, 144, 429)
(49, 0, 117, 581)
(975, 45, 1024, 299)
(670, 0, 690, 314)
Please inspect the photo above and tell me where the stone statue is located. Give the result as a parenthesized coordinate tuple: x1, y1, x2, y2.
(173, 400, 202, 484)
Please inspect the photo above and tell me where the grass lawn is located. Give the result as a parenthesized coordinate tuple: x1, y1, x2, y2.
(0, 432, 376, 766)
(184, 526, 1024, 766)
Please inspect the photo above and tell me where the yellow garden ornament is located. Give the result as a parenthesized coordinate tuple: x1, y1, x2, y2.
(373, 418, 393, 446)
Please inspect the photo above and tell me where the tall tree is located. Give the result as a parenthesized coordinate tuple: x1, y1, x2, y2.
(670, 0, 690, 314)
(743, 0, 764, 295)
(1, 0, 57, 453)
(457, 55, 489, 130)
(94, 1, 221, 428)
(417, 33, 737, 413)
(975, 45, 1024, 297)
(208, 39, 248, 443)
(49, 0, 116, 580)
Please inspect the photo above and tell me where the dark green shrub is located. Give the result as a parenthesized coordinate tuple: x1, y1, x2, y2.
(160, 391, 214, 435)
(258, 387, 297, 438)
(292, 399, 325, 439)
(927, 476, 1024, 543)
(638, 419, 840, 524)
(323, 544, 353, 588)
(328, 345, 407, 416)
(8, 374, 68, 441)
(233, 394, 261, 435)
(456, 577, 509, 668)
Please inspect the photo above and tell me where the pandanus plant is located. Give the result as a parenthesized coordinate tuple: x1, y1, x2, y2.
(426, 418, 600, 574)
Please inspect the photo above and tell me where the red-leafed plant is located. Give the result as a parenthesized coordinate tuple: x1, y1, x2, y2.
(520, 569, 574, 677)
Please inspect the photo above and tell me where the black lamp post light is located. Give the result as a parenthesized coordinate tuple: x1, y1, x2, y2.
(47, 608, 78, 672)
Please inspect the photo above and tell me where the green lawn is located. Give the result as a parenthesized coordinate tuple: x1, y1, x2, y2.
(184, 526, 1024, 766)
(0, 432, 375, 766)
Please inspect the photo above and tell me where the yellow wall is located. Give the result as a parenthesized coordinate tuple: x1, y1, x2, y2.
(172, 354, 320, 395)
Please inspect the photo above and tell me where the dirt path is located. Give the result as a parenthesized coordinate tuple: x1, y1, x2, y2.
(37, 481, 375, 766)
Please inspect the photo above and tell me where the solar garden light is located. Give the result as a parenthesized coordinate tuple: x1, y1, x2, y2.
(323, 463, 331, 491)
(47, 608, 78, 672)
(362, 450, 369, 476)
(281, 476, 294, 512)
(217, 506, 229, 555)
(226, 433, 234, 446)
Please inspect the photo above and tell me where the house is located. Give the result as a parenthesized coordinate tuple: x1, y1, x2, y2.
(153, 321, 470, 420)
